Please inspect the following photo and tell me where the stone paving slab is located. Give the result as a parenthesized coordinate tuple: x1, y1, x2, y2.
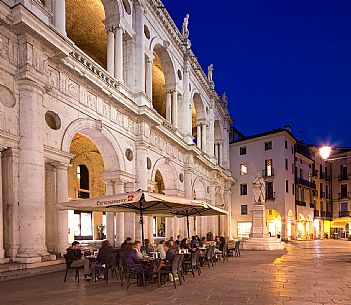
(0, 240, 351, 305)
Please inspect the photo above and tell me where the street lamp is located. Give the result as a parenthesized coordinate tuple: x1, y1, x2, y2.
(319, 146, 332, 160)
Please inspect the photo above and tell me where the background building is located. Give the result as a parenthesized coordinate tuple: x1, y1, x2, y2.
(0, 0, 233, 264)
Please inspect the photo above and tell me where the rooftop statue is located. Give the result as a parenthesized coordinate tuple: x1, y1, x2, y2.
(252, 173, 265, 204)
(182, 14, 190, 39)
(208, 64, 214, 82)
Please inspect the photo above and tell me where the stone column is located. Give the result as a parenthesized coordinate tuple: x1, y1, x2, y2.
(0, 151, 4, 261)
(115, 181, 125, 246)
(183, 55, 193, 143)
(45, 163, 57, 253)
(172, 90, 178, 128)
(133, 1, 145, 94)
(166, 91, 172, 123)
(106, 28, 115, 76)
(214, 143, 219, 164)
(124, 182, 135, 240)
(2, 148, 20, 258)
(56, 163, 69, 254)
(202, 123, 207, 153)
(208, 108, 215, 159)
(105, 180, 115, 245)
(54, 0, 66, 36)
(197, 124, 202, 149)
(16, 80, 48, 262)
(219, 142, 223, 167)
(145, 57, 153, 100)
(114, 27, 123, 82)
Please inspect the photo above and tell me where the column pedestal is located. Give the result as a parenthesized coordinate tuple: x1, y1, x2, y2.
(242, 204, 284, 250)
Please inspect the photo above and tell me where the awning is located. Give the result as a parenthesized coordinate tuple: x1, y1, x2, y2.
(331, 220, 351, 228)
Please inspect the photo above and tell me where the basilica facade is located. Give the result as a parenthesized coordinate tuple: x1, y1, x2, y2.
(0, 0, 233, 263)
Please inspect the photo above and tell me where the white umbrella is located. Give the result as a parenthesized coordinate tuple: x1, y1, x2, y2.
(57, 190, 207, 244)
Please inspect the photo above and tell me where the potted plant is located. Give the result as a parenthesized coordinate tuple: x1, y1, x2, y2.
(97, 224, 105, 240)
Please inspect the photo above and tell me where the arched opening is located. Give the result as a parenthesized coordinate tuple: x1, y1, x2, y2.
(152, 45, 176, 119)
(68, 133, 106, 240)
(296, 213, 306, 239)
(153, 169, 165, 237)
(266, 209, 282, 238)
(214, 120, 222, 164)
(66, 0, 107, 68)
(192, 93, 205, 146)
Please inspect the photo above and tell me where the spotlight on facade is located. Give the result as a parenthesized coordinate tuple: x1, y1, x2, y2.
(319, 146, 332, 160)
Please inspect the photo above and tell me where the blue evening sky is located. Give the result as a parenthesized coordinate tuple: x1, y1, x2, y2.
(162, 0, 351, 147)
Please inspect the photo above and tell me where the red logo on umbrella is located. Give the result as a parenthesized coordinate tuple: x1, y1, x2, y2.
(127, 195, 134, 201)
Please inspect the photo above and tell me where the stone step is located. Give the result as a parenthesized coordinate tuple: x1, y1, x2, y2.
(0, 259, 66, 282)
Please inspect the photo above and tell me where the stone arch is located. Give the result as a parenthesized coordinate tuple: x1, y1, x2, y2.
(61, 118, 125, 172)
(193, 178, 206, 200)
(151, 43, 176, 118)
(151, 158, 178, 191)
(214, 120, 222, 141)
(192, 92, 206, 140)
(66, 0, 108, 67)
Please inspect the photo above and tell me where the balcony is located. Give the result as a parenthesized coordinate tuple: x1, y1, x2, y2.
(314, 210, 320, 217)
(262, 169, 275, 178)
(338, 192, 350, 200)
(326, 211, 332, 218)
(338, 174, 350, 181)
(312, 170, 318, 177)
(296, 177, 316, 189)
(320, 191, 326, 198)
(320, 172, 331, 181)
(320, 211, 326, 217)
(339, 211, 351, 217)
(310, 202, 315, 209)
(296, 200, 307, 207)
(266, 191, 275, 201)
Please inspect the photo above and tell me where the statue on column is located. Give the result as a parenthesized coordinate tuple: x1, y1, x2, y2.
(252, 173, 265, 204)
(208, 64, 214, 82)
(182, 14, 190, 39)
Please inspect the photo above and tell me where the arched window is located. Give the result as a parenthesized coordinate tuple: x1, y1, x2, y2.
(77, 164, 90, 198)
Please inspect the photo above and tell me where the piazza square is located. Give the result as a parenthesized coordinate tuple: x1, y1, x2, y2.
(0, 0, 350, 304)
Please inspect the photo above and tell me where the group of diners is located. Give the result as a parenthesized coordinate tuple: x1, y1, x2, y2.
(64, 234, 228, 283)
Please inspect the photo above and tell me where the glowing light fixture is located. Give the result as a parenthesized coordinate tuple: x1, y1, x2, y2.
(319, 146, 332, 160)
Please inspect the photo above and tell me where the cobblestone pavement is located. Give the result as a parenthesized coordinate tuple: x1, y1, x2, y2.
(1, 240, 351, 305)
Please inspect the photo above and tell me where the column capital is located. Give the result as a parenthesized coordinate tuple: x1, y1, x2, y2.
(17, 79, 44, 95)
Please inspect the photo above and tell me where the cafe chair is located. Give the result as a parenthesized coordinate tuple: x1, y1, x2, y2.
(234, 241, 241, 257)
(121, 256, 145, 289)
(94, 252, 119, 283)
(222, 243, 229, 262)
(158, 255, 181, 289)
(184, 249, 201, 277)
(63, 254, 84, 283)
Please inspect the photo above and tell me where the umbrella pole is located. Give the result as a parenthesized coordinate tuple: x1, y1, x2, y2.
(186, 215, 190, 238)
(140, 209, 145, 247)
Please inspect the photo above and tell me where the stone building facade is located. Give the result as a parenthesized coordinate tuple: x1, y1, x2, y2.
(0, 0, 233, 263)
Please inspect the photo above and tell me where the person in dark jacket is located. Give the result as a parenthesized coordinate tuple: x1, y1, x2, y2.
(65, 241, 91, 279)
(123, 243, 151, 281)
(91, 240, 113, 278)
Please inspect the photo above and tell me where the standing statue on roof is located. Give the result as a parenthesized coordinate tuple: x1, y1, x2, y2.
(182, 14, 190, 39)
(208, 64, 214, 82)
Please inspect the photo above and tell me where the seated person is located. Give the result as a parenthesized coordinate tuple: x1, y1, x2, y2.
(142, 239, 154, 255)
(165, 241, 176, 264)
(158, 240, 167, 259)
(65, 241, 91, 280)
(199, 236, 208, 248)
(123, 243, 151, 281)
(120, 237, 133, 250)
(190, 236, 199, 248)
(134, 241, 143, 259)
(218, 236, 226, 252)
(175, 235, 181, 246)
(180, 238, 191, 251)
(90, 240, 113, 278)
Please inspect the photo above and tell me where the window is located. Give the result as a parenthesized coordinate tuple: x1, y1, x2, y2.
(285, 159, 288, 170)
(240, 164, 248, 175)
(240, 146, 247, 155)
(292, 165, 294, 175)
(285, 180, 289, 193)
(241, 205, 248, 215)
(240, 184, 248, 196)
(340, 165, 348, 179)
(292, 183, 295, 195)
(285, 140, 288, 149)
(265, 159, 273, 176)
(77, 165, 90, 198)
(341, 184, 348, 197)
(299, 168, 303, 179)
(266, 182, 274, 199)
(265, 141, 272, 150)
(291, 146, 294, 154)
